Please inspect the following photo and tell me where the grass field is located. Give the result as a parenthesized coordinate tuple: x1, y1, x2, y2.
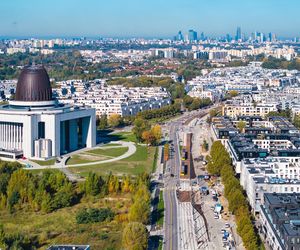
(69, 145, 155, 176)
(87, 147, 128, 157)
(66, 147, 128, 165)
(109, 132, 137, 143)
(157, 191, 164, 227)
(0, 195, 132, 249)
(31, 159, 56, 166)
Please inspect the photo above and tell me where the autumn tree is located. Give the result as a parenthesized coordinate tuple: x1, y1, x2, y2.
(228, 90, 238, 98)
(142, 130, 155, 145)
(122, 222, 148, 250)
(108, 113, 123, 128)
(151, 124, 162, 145)
(128, 199, 150, 224)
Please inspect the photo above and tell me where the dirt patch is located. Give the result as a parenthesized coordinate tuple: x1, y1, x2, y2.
(77, 154, 109, 161)
(178, 191, 192, 202)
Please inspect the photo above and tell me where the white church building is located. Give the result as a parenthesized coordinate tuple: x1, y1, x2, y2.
(0, 65, 96, 160)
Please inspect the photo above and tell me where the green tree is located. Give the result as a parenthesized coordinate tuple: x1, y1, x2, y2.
(98, 114, 108, 130)
(236, 121, 246, 133)
(122, 222, 148, 250)
(293, 114, 300, 129)
(0, 224, 7, 249)
(84, 172, 104, 196)
(128, 199, 150, 224)
(132, 118, 149, 142)
(228, 90, 238, 98)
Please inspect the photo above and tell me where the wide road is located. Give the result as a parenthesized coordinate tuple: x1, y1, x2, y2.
(163, 105, 220, 250)
(164, 122, 181, 250)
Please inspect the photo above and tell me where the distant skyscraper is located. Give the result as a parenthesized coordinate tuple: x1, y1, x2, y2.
(235, 26, 242, 41)
(177, 31, 184, 41)
(268, 32, 272, 42)
(259, 32, 265, 43)
(200, 32, 205, 41)
(188, 29, 198, 42)
(226, 34, 232, 42)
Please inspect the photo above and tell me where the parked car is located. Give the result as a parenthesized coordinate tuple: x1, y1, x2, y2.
(214, 215, 219, 219)
(225, 223, 230, 228)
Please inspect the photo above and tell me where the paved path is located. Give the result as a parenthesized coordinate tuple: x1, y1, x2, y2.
(22, 141, 136, 170)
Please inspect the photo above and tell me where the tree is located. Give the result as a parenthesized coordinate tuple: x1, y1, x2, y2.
(122, 222, 148, 250)
(236, 121, 246, 133)
(84, 172, 103, 196)
(98, 114, 108, 130)
(122, 176, 131, 193)
(266, 109, 291, 119)
(76, 208, 114, 224)
(228, 90, 238, 98)
(151, 124, 162, 145)
(228, 189, 246, 213)
(206, 141, 231, 175)
(142, 131, 155, 146)
(294, 114, 300, 129)
(108, 113, 123, 128)
(0, 224, 7, 249)
(132, 118, 149, 142)
(128, 199, 150, 225)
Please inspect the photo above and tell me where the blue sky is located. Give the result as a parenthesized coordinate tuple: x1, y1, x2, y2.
(0, 0, 299, 38)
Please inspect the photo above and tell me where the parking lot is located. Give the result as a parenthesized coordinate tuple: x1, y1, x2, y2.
(200, 184, 234, 249)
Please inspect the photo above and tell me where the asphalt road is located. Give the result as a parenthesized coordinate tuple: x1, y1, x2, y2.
(164, 123, 181, 250)
(163, 106, 219, 250)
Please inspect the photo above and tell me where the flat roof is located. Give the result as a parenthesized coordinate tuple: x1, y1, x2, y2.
(47, 245, 90, 250)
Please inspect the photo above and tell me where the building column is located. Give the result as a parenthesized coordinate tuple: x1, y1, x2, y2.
(23, 116, 34, 158)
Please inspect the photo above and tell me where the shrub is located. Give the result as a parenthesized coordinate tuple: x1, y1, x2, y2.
(76, 208, 115, 224)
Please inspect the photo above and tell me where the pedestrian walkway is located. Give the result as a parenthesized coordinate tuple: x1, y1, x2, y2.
(22, 141, 137, 170)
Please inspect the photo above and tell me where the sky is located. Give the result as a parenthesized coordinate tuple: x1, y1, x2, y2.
(0, 0, 299, 38)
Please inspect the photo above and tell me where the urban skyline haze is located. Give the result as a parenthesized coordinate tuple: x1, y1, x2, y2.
(0, 0, 300, 38)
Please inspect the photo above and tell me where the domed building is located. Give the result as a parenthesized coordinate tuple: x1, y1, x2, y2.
(0, 65, 96, 160)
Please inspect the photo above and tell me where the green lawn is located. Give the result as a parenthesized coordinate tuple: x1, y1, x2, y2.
(157, 191, 164, 227)
(31, 159, 56, 166)
(87, 147, 128, 157)
(101, 143, 122, 147)
(124, 145, 147, 161)
(66, 147, 128, 165)
(69, 146, 156, 176)
(66, 155, 98, 165)
(109, 132, 137, 143)
(152, 191, 164, 228)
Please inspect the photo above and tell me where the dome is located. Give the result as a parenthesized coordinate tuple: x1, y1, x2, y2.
(15, 65, 52, 102)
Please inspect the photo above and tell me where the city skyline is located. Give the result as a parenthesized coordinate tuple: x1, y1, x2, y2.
(0, 0, 300, 38)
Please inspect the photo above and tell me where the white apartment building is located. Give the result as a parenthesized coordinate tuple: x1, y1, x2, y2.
(222, 103, 277, 118)
(240, 158, 300, 213)
(56, 80, 171, 117)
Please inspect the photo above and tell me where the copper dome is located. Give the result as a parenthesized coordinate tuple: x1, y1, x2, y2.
(15, 65, 52, 102)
